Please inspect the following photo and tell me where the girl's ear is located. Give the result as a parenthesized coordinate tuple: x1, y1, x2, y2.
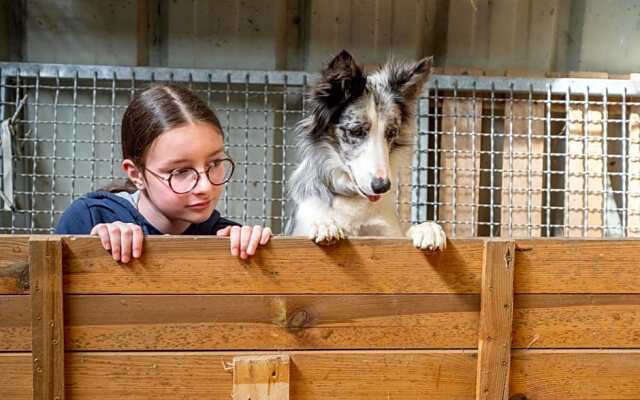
(122, 159, 145, 189)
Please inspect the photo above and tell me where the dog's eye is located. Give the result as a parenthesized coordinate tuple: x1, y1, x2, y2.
(385, 127, 399, 140)
(348, 126, 368, 137)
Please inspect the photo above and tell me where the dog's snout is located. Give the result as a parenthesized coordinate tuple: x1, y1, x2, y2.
(371, 177, 391, 194)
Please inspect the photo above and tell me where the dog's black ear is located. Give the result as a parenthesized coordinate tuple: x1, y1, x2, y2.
(308, 50, 367, 133)
(388, 56, 433, 101)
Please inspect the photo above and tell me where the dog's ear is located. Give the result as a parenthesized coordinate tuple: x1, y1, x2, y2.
(308, 50, 367, 132)
(388, 56, 433, 101)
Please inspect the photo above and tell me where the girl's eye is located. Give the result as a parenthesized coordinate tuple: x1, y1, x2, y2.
(171, 168, 195, 179)
(386, 127, 399, 139)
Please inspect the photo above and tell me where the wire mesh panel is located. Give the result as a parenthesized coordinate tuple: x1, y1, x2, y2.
(418, 76, 640, 238)
(0, 64, 307, 233)
(2, 63, 640, 237)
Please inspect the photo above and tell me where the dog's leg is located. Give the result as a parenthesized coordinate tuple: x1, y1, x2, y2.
(407, 222, 447, 251)
(292, 197, 346, 245)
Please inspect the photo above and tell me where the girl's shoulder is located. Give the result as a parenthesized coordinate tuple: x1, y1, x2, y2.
(55, 191, 144, 234)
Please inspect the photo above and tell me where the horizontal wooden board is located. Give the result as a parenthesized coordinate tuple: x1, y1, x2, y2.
(513, 294, 640, 349)
(0, 235, 30, 294)
(4, 237, 640, 295)
(0, 353, 32, 400)
(0, 295, 31, 351)
(3, 350, 640, 399)
(3, 294, 640, 351)
(510, 350, 640, 399)
(515, 239, 640, 293)
(61, 236, 485, 294)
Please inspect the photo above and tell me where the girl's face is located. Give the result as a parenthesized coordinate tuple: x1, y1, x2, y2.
(136, 122, 227, 229)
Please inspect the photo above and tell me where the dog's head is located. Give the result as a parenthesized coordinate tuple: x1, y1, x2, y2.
(306, 50, 432, 201)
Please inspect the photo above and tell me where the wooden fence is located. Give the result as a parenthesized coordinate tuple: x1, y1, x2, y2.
(1, 235, 639, 399)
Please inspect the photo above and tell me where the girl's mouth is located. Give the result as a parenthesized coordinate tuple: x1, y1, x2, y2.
(188, 200, 211, 210)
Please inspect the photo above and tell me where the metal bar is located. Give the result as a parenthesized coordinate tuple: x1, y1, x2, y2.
(4, 62, 640, 95)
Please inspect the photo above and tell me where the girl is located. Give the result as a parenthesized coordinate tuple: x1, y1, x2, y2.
(55, 84, 271, 262)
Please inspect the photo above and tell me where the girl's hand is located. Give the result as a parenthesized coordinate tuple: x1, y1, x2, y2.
(90, 222, 144, 263)
(217, 225, 272, 259)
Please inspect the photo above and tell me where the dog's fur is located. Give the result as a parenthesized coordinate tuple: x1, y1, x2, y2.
(286, 50, 446, 250)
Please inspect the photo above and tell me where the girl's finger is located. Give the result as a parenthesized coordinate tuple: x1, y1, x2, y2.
(230, 226, 241, 256)
(107, 224, 122, 262)
(91, 224, 111, 251)
(239, 225, 252, 259)
(132, 225, 144, 259)
(246, 225, 262, 256)
(216, 226, 232, 237)
(117, 222, 134, 263)
(260, 227, 272, 245)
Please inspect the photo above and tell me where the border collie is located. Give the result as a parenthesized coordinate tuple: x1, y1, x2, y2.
(286, 50, 446, 251)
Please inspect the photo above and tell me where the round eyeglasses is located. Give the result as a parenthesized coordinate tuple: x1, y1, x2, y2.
(145, 158, 235, 194)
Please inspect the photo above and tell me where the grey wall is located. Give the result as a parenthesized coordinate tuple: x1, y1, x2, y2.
(3, 0, 640, 73)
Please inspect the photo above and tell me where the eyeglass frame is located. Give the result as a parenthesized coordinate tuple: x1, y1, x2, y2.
(143, 157, 235, 194)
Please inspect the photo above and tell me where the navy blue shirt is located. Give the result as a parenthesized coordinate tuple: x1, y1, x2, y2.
(55, 191, 239, 235)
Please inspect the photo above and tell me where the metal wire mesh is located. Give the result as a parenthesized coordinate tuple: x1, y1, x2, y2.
(2, 62, 640, 238)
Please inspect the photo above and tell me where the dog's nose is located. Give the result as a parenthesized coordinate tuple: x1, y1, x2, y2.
(371, 177, 391, 194)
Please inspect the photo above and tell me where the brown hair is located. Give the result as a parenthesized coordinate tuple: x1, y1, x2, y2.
(105, 84, 223, 192)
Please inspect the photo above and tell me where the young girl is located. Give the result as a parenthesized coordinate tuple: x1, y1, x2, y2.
(55, 84, 271, 262)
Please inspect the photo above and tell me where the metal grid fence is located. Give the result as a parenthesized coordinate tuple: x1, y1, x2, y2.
(2, 62, 640, 238)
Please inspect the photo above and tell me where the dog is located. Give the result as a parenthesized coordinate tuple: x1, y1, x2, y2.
(286, 50, 446, 251)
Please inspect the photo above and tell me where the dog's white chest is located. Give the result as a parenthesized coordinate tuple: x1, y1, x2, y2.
(332, 195, 397, 235)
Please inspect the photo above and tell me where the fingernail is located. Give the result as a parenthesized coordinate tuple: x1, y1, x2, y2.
(231, 248, 238, 256)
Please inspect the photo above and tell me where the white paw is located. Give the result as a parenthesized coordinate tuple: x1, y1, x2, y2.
(308, 220, 346, 246)
(409, 222, 447, 251)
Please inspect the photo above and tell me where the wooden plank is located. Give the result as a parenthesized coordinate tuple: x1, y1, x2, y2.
(0, 353, 32, 400)
(475, 240, 515, 400)
(65, 351, 478, 399)
(512, 294, 640, 349)
(628, 106, 640, 236)
(0, 235, 30, 294)
(61, 237, 484, 294)
(514, 239, 640, 293)
(501, 102, 545, 237)
(5, 293, 640, 351)
(58, 237, 640, 295)
(62, 294, 479, 351)
(566, 106, 605, 237)
(5, 351, 640, 399)
(510, 350, 640, 399)
(439, 99, 483, 237)
(30, 236, 65, 400)
(0, 295, 31, 351)
(233, 355, 289, 400)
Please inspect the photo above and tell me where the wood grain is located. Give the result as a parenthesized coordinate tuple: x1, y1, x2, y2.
(233, 355, 289, 399)
(30, 237, 65, 400)
(61, 236, 484, 294)
(0, 235, 30, 294)
(476, 240, 515, 400)
(4, 350, 640, 399)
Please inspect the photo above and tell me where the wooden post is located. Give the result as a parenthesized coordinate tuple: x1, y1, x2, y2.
(30, 236, 65, 400)
(501, 102, 544, 237)
(476, 240, 515, 400)
(439, 99, 483, 237)
(565, 106, 605, 237)
(628, 107, 640, 236)
(232, 355, 290, 400)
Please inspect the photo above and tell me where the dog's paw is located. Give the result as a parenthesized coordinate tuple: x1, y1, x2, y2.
(308, 220, 345, 246)
(409, 222, 446, 251)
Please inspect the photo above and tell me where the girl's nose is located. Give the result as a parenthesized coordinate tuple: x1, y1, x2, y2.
(191, 172, 214, 194)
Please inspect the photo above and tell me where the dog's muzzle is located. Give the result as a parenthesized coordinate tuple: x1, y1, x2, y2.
(371, 177, 391, 194)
